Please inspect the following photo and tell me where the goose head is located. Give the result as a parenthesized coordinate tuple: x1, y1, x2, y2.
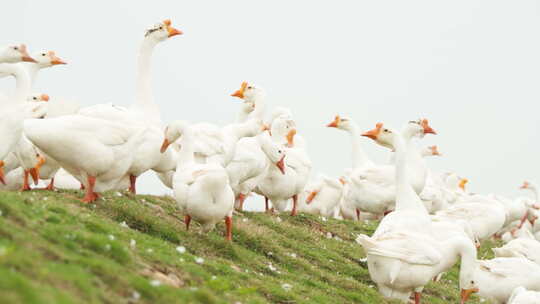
(459, 178, 469, 191)
(27, 93, 49, 103)
(144, 19, 182, 42)
(402, 119, 437, 139)
(257, 132, 286, 174)
(459, 275, 479, 304)
(361, 122, 397, 149)
(231, 81, 265, 103)
(326, 115, 355, 131)
(0, 44, 36, 63)
(160, 120, 189, 153)
(32, 51, 67, 68)
(271, 115, 296, 141)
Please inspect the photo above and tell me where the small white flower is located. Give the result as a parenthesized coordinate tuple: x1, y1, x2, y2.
(290, 253, 297, 258)
(146, 248, 154, 253)
(195, 257, 204, 264)
(276, 217, 282, 223)
(120, 221, 129, 228)
(242, 218, 248, 222)
(267, 252, 273, 256)
(358, 257, 368, 263)
(130, 239, 136, 248)
(104, 244, 111, 251)
(141, 199, 146, 203)
(179, 258, 185, 262)
(150, 280, 161, 287)
(108, 235, 115, 241)
(43, 197, 48, 201)
(131, 291, 141, 301)
(320, 216, 327, 222)
(211, 276, 217, 280)
(0, 210, 3, 216)
(326, 232, 332, 239)
(190, 287, 198, 291)
(176, 246, 186, 254)
(115, 192, 122, 197)
(268, 264, 277, 272)
(281, 283, 292, 291)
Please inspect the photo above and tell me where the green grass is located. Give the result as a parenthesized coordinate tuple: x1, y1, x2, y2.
(0, 190, 495, 303)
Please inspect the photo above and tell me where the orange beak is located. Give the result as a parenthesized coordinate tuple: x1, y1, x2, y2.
(160, 138, 170, 153)
(48, 51, 67, 65)
(362, 122, 383, 140)
(231, 81, 248, 99)
(421, 119, 437, 135)
(29, 155, 46, 185)
(40, 94, 50, 102)
(0, 160, 5, 185)
(326, 115, 340, 128)
(286, 129, 297, 148)
(164, 19, 183, 37)
(430, 145, 440, 156)
(261, 124, 270, 132)
(306, 190, 318, 204)
(520, 181, 529, 189)
(460, 288, 479, 304)
(276, 155, 286, 174)
(459, 178, 468, 190)
(339, 177, 347, 185)
(19, 44, 36, 63)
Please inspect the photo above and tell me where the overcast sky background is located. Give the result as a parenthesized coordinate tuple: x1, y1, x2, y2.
(1, 0, 539, 209)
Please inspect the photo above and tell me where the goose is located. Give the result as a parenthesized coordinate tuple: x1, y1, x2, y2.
(24, 115, 147, 202)
(226, 131, 286, 211)
(161, 120, 234, 241)
(257, 115, 312, 215)
(297, 175, 346, 218)
(493, 231, 540, 266)
(78, 19, 182, 193)
(344, 119, 436, 216)
(463, 257, 540, 304)
(355, 122, 477, 303)
(12, 135, 45, 191)
(508, 286, 540, 304)
(0, 44, 36, 64)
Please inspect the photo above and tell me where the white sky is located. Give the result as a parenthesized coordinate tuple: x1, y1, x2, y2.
(2, 0, 539, 208)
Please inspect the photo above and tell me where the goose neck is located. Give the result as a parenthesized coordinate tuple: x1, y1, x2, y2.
(346, 122, 372, 169)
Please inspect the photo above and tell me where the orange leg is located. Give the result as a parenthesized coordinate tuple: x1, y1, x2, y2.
(236, 193, 246, 211)
(81, 176, 98, 203)
(185, 214, 191, 231)
(264, 197, 270, 213)
(44, 178, 55, 191)
(225, 216, 233, 241)
(414, 292, 421, 304)
(290, 194, 298, 216)
(356, 209, 361, 221)
(129, 174, 137, 194)
(20, 170, 32, 191)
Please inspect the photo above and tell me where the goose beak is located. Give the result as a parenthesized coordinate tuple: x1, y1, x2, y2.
(276, 155, 285, 174)
(421, 119, 437, 135)
(261, 124, 270, 132)
(520, 181, 529, 189)
(326, 115, 340, 128)
(0, 160, 5, 185)
(460, 288, 479, 304)
(40, 94, 50, 102)
(160, 138, 170, 153)
(163, 19, 183, 37)
(459, 178, 468, 190)
(339, 177, 347, 185)
(286, 129, 297, 148)
(48, 51, 67, 65)
(362, 123, 383, 140)
(231, 81, 248, 99)
(306, 190, 318, 204)
(430, 145, 441, 156)
(19, 44, 36, 63)
(29, 155, 46, 185)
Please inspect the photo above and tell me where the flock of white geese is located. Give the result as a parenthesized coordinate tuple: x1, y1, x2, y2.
(1, 19, 539, 304)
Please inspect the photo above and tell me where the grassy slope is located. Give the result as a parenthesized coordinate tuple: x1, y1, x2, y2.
(0, 190, 497, 304)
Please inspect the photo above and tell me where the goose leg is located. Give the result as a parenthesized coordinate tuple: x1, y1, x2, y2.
(356, 209, 361, 221)
(81, 176, 98, 203)
(129, 174, 137, 194)
(290, 194, 298, 216)
(0, 161, 5, 185)
(414, 292, 421, 304)
(264, 197, 270, 213)
(185, 214, 191, 231)
(225, 216, 233, 241)
(236, 193, 246, 211)
(44, 178, 55, 191)
(20, 170, 31, 191)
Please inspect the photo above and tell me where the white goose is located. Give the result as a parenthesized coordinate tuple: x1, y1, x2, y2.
(298, 175, 346, 218)
(355, 122, 477, 304)
(161, 120, 234, 241)
(78, 20, 182, 193)
(0, 44, 36, 64)
(508, 286, 540, 304)
(493, 231, 540, 266)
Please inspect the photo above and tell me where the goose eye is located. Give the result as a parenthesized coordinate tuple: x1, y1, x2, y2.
(278, 150, 282, 153)
(247, 86, 252, 89)
(159, 26, 163, 30)
(33, 97, 37, 100)
(471, 280, 475, 284)
(41, 53, 46, 56)
(13, 46, 18, 50)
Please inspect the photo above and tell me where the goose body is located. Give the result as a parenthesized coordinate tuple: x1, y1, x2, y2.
(508, 286, 540, 304)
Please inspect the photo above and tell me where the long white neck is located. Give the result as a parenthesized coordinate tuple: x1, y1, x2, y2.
(0, 64, 31, 104)
(177, 129, 195, 166)
(131, 38, 161, 123)
(529, 184, 539, 202)
(224, 119, 260, 142)
(393, 133, 429, 214)
(347, 122, 373, 169)
(23, 63, 40, 86)
(247, 93, 266, 121)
